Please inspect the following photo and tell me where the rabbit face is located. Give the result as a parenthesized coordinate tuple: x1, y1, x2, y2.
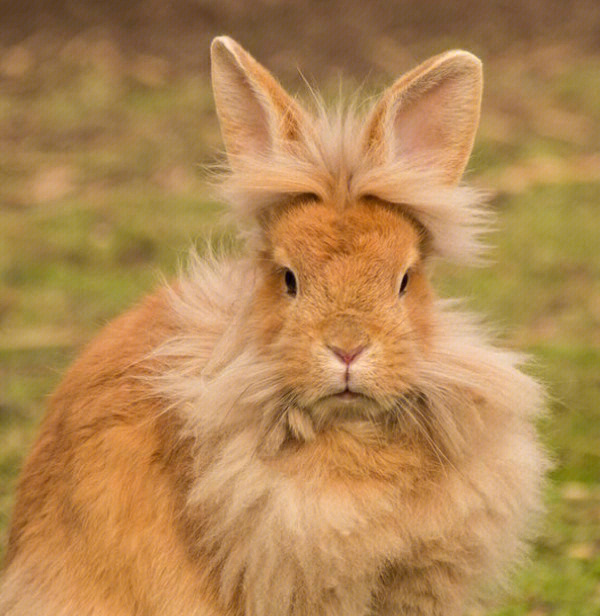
(210, 36, 484, 433)
(251, 198, 433, 426)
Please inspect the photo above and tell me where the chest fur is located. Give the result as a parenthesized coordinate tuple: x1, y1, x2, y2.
(188, 428, 452, 615)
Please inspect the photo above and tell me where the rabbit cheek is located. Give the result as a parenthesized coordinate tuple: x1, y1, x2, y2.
(403, 273, 435, 349)
(247, 274, 294, 345)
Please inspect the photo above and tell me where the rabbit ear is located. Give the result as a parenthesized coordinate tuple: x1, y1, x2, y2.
(210, 36, 306, 167)
(363, 50, 483, 185)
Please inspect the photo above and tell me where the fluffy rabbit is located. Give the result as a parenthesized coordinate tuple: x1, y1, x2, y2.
(0, 37, 548, 616)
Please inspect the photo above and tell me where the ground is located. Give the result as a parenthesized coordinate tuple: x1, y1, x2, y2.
(0, 3, 599, 613)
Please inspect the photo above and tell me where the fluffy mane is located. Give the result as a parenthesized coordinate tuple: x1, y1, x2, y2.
(148, 253, 547, 613)
(218, 104, 492, 265)
(154, 252, 546, 460)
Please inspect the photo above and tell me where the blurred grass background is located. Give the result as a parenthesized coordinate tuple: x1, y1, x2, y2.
(0, 1, 599, 613)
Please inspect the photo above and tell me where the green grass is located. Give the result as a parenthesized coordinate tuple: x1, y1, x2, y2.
(1, 47, 599, 614)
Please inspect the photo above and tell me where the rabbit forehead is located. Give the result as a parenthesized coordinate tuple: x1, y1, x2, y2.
(269, 201, 421, 271)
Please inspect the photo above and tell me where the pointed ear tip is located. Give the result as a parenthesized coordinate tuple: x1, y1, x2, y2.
(210, 36, 240, 58)
(443, 50, 483, 72)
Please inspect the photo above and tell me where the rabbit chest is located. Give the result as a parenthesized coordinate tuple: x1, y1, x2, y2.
(188, 427, 478, 615)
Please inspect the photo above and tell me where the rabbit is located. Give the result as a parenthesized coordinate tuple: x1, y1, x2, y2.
(0, 36, 548, 616)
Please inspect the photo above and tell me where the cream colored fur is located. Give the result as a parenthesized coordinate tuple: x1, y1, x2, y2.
(0, 37, 548, 616)
(150, 259, 546, 616)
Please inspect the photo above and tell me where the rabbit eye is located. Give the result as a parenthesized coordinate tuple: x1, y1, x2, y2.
(399, 271, 410, 296)
(284, 268, 297, 296)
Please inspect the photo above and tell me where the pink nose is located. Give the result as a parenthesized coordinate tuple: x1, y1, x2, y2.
(329, 345, 365, 366)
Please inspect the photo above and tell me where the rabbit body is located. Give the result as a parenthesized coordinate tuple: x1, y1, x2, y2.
(0, 38, 547, 616)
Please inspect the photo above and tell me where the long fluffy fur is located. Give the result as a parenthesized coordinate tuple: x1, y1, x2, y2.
(220, 105, 492, 264)
(145, 252, 547, 615)
(0, 40, 548, 616)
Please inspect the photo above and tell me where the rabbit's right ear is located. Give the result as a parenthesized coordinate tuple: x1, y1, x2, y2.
(211, 37, 307, 169)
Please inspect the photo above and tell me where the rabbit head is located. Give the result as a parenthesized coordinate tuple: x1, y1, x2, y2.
(210, 37, 486, 438)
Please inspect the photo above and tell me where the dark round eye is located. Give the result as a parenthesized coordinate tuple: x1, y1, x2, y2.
(284, 268, 297, 296)
(399, 271, 410, 296)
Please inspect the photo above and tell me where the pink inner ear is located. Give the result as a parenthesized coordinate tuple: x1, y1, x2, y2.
(217, 63, 273, 156)
(391, 74, 472, 175)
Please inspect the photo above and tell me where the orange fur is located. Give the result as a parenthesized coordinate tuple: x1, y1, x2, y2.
(0, 37, 548, 616)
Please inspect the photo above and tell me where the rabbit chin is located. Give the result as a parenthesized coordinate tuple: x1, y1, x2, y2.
(303, 390, 390, 429)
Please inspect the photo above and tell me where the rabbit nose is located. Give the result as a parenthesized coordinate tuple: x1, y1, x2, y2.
(328, 344, 365, 366)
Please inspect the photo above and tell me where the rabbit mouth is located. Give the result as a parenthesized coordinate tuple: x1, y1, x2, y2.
(325, 387, 377, 409)
(304, 387, 388, 429)
(332, 388, 362, 401)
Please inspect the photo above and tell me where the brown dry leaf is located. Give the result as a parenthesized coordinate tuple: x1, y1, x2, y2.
(30, 165, 76, 204)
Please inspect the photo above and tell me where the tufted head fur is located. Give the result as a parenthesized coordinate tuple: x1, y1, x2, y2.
(212, 35, 489, 264)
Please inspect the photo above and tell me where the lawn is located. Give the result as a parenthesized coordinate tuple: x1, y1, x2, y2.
(0, 37, 599, 614)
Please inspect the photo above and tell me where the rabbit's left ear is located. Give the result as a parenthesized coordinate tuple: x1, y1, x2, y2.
(363, 50, 483, 185)
(211, 36, 307, 169)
